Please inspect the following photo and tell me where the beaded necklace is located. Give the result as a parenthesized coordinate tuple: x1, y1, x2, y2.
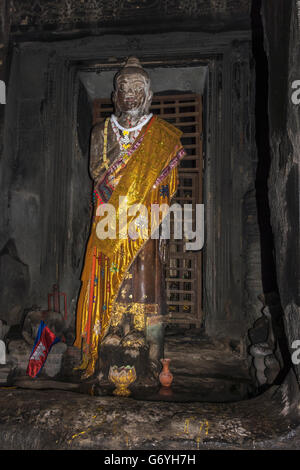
(111, 113, 153, 155)
(111, 113, 153, 132)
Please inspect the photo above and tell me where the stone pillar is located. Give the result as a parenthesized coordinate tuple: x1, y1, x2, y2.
(0, 0, 10, 244)
(261, 0, 300, 382)
(0, 0, 10, 123)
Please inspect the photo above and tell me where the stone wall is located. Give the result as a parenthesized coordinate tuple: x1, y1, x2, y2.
(0, 0, 11, 174)
(261, 0, 300, 382)
(0, 42, 93, 329)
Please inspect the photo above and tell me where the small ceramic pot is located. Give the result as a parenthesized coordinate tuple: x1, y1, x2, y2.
(159, 358, 173, 388)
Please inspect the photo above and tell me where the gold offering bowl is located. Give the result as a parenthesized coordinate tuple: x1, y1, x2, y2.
(108, 365, 137, 397)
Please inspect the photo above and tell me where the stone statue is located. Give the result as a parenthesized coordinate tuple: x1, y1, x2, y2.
(22, 309, 66, 346)
(74, 57, 186, 383)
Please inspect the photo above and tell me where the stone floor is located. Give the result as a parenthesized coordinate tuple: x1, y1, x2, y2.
(0, 382, 299, 450)
(1, 330, 299, 450)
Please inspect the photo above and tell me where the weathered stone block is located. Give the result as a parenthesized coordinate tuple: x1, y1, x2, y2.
(44, 342, 67, 378)
(249, 343, 273, 358)
(7, 339, 32, 372)
(265, 354, 281, 384)
(248, 316, 269, 344)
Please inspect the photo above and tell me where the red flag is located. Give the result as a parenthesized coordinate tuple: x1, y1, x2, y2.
(26, 321, 60, 378)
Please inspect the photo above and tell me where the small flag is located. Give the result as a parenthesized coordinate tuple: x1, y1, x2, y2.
(26, 321, 60, 378)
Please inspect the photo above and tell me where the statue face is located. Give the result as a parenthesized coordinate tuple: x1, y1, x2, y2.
(115, 73, 150, 114)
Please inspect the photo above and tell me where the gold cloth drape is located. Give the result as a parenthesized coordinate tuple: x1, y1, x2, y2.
(74, 117, 185, 377)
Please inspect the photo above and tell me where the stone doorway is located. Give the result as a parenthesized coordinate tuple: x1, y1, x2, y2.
(74, 59, 254, 401)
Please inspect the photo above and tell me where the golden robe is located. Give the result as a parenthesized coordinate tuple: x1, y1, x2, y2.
(74, 116, 186, 377)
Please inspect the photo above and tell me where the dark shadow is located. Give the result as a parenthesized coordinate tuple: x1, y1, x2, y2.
(251, 0, 277, 294)
(251, 0, 292, 383)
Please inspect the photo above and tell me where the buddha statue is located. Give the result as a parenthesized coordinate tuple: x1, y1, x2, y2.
(74, 57, 186, 384)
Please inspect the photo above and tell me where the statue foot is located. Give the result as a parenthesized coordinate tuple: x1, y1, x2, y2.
(80, 359, 97, 381)
(101, 328, 122, 347)
(81, 369, 95, 381)
(73, 354, 89, 371)
(121, 330, 146, 349)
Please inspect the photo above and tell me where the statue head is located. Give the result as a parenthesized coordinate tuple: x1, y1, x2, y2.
(113, 57, 153, 117)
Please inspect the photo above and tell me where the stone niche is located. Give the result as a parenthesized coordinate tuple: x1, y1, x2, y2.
(1, 30, 263, 346)
(0, 23, 294, 394)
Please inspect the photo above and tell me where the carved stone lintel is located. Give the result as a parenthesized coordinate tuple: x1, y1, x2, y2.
(10, 0, 251, 29)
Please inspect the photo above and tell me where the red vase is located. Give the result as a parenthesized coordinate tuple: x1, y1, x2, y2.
(159, 358, 173, 388)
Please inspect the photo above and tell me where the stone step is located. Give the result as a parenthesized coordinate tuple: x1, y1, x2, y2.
(0, 377, 9, 384)
(0, 364, 13, 385)
(164, 335, 251, 381)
